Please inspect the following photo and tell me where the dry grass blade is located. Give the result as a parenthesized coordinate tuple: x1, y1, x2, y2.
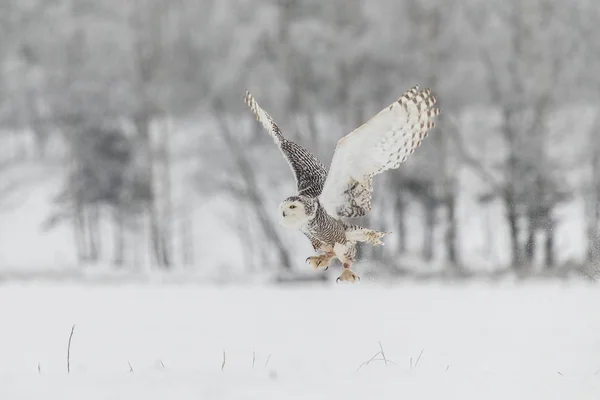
(128, 361, 134, 373)
(357, 343, 397, 372)
(221, 351, 226, 371)
(264, 354, 271, 368)
(414, 349, 424, 368)
(378, 341, 388, 366)
(67, 325, 76, 374)
(252, 351, 256, 369)
(357, 351, 382, 371)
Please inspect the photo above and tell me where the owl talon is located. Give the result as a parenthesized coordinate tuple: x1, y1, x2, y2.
(336, 269, 360, 283)
(306, 253, 335, 270)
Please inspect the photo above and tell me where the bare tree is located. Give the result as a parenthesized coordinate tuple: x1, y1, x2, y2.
(130, 0, 172, 268)
(576, 3, 600, 275)
(470, 0, 579, 270)
(212, 100, 293, 271)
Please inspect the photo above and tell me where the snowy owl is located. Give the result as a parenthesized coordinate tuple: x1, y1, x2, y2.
(243, 85, 439, 282)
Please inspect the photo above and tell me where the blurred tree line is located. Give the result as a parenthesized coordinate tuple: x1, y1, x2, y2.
(0, 0, 599, 278)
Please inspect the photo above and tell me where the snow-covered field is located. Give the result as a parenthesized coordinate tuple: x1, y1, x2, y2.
(0, 281, 599, 399)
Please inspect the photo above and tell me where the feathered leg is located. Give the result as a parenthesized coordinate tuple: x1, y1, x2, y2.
(333, 243, 360, 283)
(345, 227, 390, 246)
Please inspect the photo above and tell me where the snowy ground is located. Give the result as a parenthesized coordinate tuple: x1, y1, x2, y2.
(0, 281, 599, 399)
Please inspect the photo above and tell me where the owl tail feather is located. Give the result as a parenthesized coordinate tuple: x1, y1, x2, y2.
(346, 228, 391, 246)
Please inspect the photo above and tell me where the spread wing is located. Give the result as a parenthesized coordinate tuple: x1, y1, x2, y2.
(319, 85, 440, 218)
(244, 90, 327, 198)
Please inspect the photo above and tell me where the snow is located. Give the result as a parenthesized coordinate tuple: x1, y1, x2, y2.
(0, 281, 599, 399)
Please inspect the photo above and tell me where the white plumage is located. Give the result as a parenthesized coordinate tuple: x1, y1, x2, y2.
(243, 85, 439, 283)
(319, 86, 439, 218)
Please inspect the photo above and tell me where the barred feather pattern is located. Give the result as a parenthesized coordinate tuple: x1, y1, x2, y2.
(298, 200, 357, 260)
(376, 86, 440, 172)
(243, 91, 327, 198)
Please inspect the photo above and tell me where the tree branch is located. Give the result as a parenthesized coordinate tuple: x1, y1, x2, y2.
(444, 114, 502, 193)
(211, 98, 293, 270)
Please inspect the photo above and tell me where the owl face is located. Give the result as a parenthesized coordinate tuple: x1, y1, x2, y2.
(279, 195, 315, 229)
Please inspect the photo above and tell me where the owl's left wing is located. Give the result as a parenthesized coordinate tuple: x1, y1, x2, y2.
(319, 85, 439, 219)
(244, 91, 327, 198)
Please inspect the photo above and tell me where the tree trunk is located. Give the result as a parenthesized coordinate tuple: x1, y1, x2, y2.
(113, 206, 125, 266)
(74, 201, 86, 263)
(525, 221, 535, 264)
(445, 194, 458, 265)
(133, 214, 143, 269)
(86, 205, 100, 263)
(159, 119, 172, 267)
(131, 0, 169, 269)
(587, 132, 600, 265)
(180, 203, 194, 266)
(134, 113, 167, 268)
(395, 195, 406, 254)
(587, 197, 600, 264)
(160, 232, 170, 267)
(505, 191, 521, 268)
(423, 200, 435, 261)
(544, 215, 555, 269)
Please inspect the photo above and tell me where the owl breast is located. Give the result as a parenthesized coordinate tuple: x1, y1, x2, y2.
(306, 204, 348, 246)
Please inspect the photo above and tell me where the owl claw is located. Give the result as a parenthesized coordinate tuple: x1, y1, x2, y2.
(336, 269, 360, 283)
(306, 253, 335, 270)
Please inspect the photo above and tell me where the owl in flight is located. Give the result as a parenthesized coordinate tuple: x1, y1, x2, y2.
(243, 85, 439, 283)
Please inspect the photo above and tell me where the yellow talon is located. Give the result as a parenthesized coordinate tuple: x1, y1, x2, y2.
(336, 269, 360, 283)
(306, 254, 334, 270)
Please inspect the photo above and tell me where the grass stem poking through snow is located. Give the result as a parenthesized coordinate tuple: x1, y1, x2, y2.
(252, 351, 256, 369)
(378, 342, 388, 366)
(410, 357, 413, 370)
(445, 365, 450, 372)
(37, 362, 41, 374)
(128, 361, 134, 373)
(357, 344, 397, 371)
(264, 354, 271, 368)
(414, 349, 424, 369)
(357, 352, 380, 371)
(221, 351, 226, 371)
(67, 324, 76, 374)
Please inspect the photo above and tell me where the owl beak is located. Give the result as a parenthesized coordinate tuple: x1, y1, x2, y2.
(282, 211, 287, 217)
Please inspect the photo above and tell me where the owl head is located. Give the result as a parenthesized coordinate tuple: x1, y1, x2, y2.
(279, 195, 317, 228)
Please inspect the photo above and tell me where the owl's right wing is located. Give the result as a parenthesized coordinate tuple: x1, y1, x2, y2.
(319, 85, 439, 219)
(244, 91, 327, 197)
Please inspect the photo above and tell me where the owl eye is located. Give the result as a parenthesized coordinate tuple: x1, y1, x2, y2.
(289, 205, 296, 209)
